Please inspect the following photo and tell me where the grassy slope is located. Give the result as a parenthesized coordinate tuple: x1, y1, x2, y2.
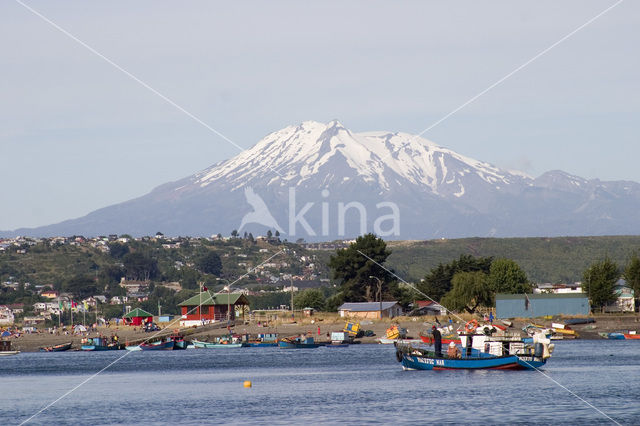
(386, 236, 640, 283)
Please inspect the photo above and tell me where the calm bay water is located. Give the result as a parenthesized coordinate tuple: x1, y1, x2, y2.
(1, 341, 639, 425)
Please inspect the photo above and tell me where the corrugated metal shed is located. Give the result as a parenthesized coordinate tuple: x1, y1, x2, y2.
(496, 293, 590, 318)
(338, 302, 399, 312)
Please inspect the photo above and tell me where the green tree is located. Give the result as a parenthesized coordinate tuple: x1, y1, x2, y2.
(418, 263, 450, 302)
(108, 242, 129, 259)
(488, 258, 532, 294)
(180, 268, 200, 290)
(583, 258, 620, 311)
(231, 230, 238, 238)
(267, 230, 273, 239)
(417, 254, 493, 302)
(293, 288, 326, 311)
(624, 252, 640, 309)
(63, 275, 97, 299)
(328, 233, 392, 302)
(122, 252, 158, 281)
(195, 251, 222, 275)
(441, 271, 492, 314)
(324, 292, 344, 312)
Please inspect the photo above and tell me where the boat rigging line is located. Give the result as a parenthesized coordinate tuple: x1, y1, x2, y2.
(18, 250, 285, 425)
(356, 250, 622, 426)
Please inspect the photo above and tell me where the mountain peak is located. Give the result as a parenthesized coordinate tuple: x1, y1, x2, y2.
(192, 120, 530, 196)
(5, 121, 640, 240)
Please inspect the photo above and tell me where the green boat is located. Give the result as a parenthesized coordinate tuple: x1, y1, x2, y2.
(192, 339, 246, 348)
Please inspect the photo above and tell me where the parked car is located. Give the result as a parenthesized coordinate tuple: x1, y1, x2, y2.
(144, 322, 160, 332)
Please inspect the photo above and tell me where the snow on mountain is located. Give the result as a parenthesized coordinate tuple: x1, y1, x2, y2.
(5, 120, 640, 240)
(192, 120, 528, 198)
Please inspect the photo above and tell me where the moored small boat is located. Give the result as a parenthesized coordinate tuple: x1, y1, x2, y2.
(246, 333, 279, 347)
(397, 346, 547, 370)
(246, 342, 278, 347)
(39, 342, 72, 352)
(323, 343, 349, 348)
(81, 337, 120, 351)
(599, 332, 625, 340)
(139, 340, 175, 351)
(278, 336, 320, 349)
(396, 332, 553, 371)
(192, 339, 246, 348)
(0, 340, 19, 356)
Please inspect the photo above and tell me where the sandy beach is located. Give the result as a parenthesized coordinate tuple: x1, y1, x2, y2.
(4, 313, 639, 352)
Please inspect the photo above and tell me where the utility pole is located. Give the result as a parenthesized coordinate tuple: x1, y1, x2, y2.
(369, 276, 383, 319)
(290, 277, 294, 321)
(225, 285, 231, 323)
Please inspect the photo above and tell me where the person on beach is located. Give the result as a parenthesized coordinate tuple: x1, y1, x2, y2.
(489, 312, 494, 324)
(432, 325, 442, 357)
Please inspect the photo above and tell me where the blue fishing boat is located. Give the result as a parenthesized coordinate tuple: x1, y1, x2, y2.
(395, 333, 553, 371)
(140, 340, 175, 351)
(278, 336, 320, 349)
(247, 342, 278, 347)
(599, 332, 626, 340)
(397, 347, 547, 370)
(81, 337, 120, 351)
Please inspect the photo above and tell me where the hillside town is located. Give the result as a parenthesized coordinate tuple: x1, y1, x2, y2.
(1, 233, 637, 332)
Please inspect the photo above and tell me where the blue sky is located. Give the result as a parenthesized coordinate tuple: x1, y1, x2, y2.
(1, 1, 637, 230)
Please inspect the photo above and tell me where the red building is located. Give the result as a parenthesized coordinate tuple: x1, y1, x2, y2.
(123, 308, 154, 326)
(178, 292, 250, 327)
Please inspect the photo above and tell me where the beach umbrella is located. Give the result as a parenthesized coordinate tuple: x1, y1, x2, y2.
(1, 331, 11, 337)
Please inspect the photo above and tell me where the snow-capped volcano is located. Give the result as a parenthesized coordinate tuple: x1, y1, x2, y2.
(192, 120, 528, 197)
(5, 120, 640, 240)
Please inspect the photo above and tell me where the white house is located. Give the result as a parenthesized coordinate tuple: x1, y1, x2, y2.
(0, 306, 14, 325)
(604, 279, 635, 313)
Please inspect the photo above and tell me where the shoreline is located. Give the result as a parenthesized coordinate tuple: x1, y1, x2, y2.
(4, 314, 639, 352)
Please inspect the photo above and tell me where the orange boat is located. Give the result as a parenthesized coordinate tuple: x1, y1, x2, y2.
(623, 333, 640, 340)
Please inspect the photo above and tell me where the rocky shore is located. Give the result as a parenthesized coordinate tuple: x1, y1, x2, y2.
(5, 314, 640, 352)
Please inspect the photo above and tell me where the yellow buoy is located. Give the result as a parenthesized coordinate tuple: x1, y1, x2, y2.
(243, 380, 252, 388)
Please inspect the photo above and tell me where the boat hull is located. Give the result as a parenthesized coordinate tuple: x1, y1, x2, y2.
(401, 353, 546, 370)
(81, 345, 120, 351)
(40, 342, 72, 352)
(600, 332, 626, 340)
(0, 351, 20, 356)
(192, 340, 246, 348)
(278, 341, 320, 349)
(140, 341, 175, 351)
